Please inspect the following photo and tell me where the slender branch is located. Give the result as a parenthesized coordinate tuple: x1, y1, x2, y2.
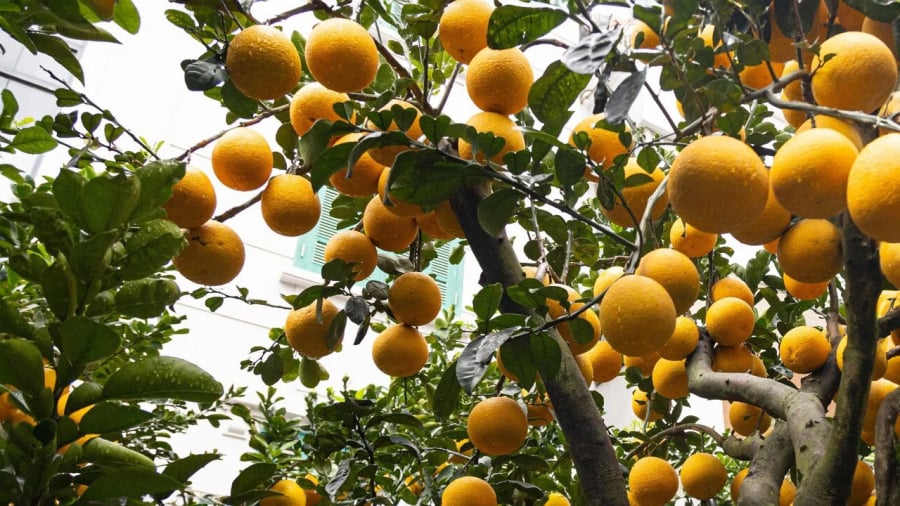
(623, 423, 729, 459)
(875, 388, 900, 506)
(372, 38, 432, 115)
(175, 105, 288, 162)
(434, 63, 461, 115)
(643, 82, 680, 136)
(213, 192, 262, 223)
(878, 308, 900, 338)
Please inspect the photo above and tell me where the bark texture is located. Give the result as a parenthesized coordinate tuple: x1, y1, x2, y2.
(875, 389, 900, 506)
(738, 422, 795, 506)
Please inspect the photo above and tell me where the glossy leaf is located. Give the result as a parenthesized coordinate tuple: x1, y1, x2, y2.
(473, 283, 503, 323)
(530, 332, 561, 380)
(487, 5, 568, 49)
(102, 356, 223, 403)
(131, 160, 185, 223)
(78, 402, 153, 434)
(231, 463, 277, 497)
(10, 126, 57, 154)
(80, 438, 155, 469)
(500, 337, 537, 389)
(562, 31, 619, 75)
(117, 219, 186, 280)
(456, 336, 492, 394)
(29, 33, 84, 83)
(529, 61, 593, 124)
(386, 150, 476, 207)
(0, 298, 33, 339)
(114, 278, 180, 318)
(605, 68, 647, 124)
(477, 189, 520, 237)
(76, 467, 180, 503)
(59, 316, 120, 365)
(64, 381, 103, 415)
(433, 360, 462, 420)
(0, 339, 44, 397)
(83, 173, 140, 233)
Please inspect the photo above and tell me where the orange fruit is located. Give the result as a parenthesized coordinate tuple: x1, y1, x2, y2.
(631, 20, 660, 49)
(574, 352, 594, 385)
(739, 61, 784, 89)
(226, 25, 302, 100)
(729, 401, 771, 436)
(634, 248, 701, 315)
(585, 340, 622, 383)
(458, 111, 526, 165)
(173, 220, 245, 285)
(706, 297, 755, 346)
(781, 96, 808, 128)
(416, 211, 454, 240)
(669, 218, 718, 258)
(377, 167, 426, 218)
(569, 113, 631, 170)
(526, 399, 554, 426)
(544, 492, 570, 506)
(592, 266, 624, 297)
(730, 185, 791, 245)
(362, 195, 419, 252)
(811, 31, 898, 113)
(849, 461, 875, 506)
(767, 2, 821, 64)
(285, 298, 343, 359)
(862, 17, 899, 61)
(796, 115, 864, 150)
(389, 272, 442, 325)
(776, 218, 843, 283)
(302, 475, 322, 505)
(631, 388, 667, 422)
(680, 453, 727, 500)
(651, 358, 689, 399)
(700, 24, 732, 70)
(836, 335, 889, 380)
(600, 159, 667, 228)
(522, 265, 551, 285)
(624, 351, 660, 377)
(712, 344, 755, 373)
(770, 128, 858, 218)
(323, 230, 378, 280)
(466, 48, 533, 115)
(599, 275, 677, 357)
(863, 379, 897, 432)
(261, 174, 321, 237)
(289, 83, 351, 136)
(668, 135, 769, 233)
(838, 2, 866, 31)
(779, 326, 831, 373)
(751, 354, 768, 377)
(211, 127, 273, 191)
(847, 133, 900, 242)
(305, 19, 378, 93)
(659, 316, 699, 360)
(466, 396, 528, 456)
(780, 480, 797, 506)
(371, 324, 429, 377)
(783, 273, 829, 300)
(365, 99, 424, 166)
(260, 479, 307, 506)
(438, 0, 494, 64)
(330, 133, 386, 197)
(711, 276, 754, 307)
(545, 285, 601, 354)
(434, 200, 466, 238)
(629, 456, 678, 506)
(881, 242, 900, 287)
(441, 476, 497, 506)
(878, 91, 900, 136)
(163, 166, 217, 229)
(731, 467, 749, 501)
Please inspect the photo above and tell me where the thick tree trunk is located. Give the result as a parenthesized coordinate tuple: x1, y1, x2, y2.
(738, 422, 794, 506)
(450, 185, 628, 506)
(875, 388, 900, 505)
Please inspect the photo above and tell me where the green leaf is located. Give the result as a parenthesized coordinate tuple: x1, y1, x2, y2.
(114, 278, 180, 319)
(184, 59, 226, 91)
(555, 147, 586, 189)
(843, 0, 900, 23)
(163, 453, 221, 486)
(29, 33, 84, 83)
(256, 352, 283, 386)
(773, 0, 820, 38)
(117, 219, 186, 280)
(113, 0, 141, 34)
(530, 332, 561, 380)
(433, 361, 462, 420)
(500, 337, 537, 389)
(83, 173, 141, 233)
(418, 114, 451, 144)
(477, 189, 520, 237)
(64, 381, 103, 415)
(131, 160, 185, 223)
(10, 126, 57, 154)
(367, 413, 424, 431)
(326, 310, 347, 352)
(59, 316, 120, 366)
(69, 230, 116, 280)
(221, 80, 258, 118)
(309, 141, 354, 191)
(0, 298, 33, 339)
(78, 402, 153, 434)
(79, 438, 155, 469)
(494, 453, 551, 472)
(102, 356, 223, 403)
(529, 61, 588, 124)
(53, 168, 87, 227)
(231, 462, 277, 497)
(76, 466, 180, 503)
(487, 5, 568, 49)
(0, 339, 44, 398)
(473, 283, 503, 323)
(41, 257, 76, 320)
(387, 150, 475, 207)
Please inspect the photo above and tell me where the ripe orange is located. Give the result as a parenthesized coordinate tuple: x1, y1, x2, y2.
(776, 219, 843, 283)
(796, 115, 864, 150)
(261, 174, 321, 237)
(713, 344, 755, 373)
(669, 218, 718, 258)
(729, 401, 771, 436)
(780, 96, 808, 128)
(601, 159, 667, 228)
(285, 298, 342, 359)
(680, 453, 727, 500)
(838, 2, 866, 31)
(739, 61, 784, 90)
(711, 276, 754, 307)
(371, 324, 429, 377)
(585, 340, 622, 383)
(305, 18, 378, 93)
(226, 25, 302, 100)
(849, 461, 876, 506)
(260, 479, 307, 506)
(668, 135, 769, 233)
(751, 354, 768, 377)
(767, 3, 821, 64)
(730, 186, 791, 245)
(438, 0, 494, 64)
(441, 476, 497, 506)
(863, 379, 897, 433)
(544, 492, 570, 506)
(377, 167, 425, 218)
(389, 272, 442, 326)
(836, 335, 888, 380)
(881, 242, 900, 287)
(879, 91, 900, 136)
(731, 467, 749, 501)
(599, 275, 677, 357)
(847, 133, 900, 242)
(434, 200, 466, 238)
(365, 99, 424, 167)
(631, 388, 667, 422)
(545, 284, 601, 354)
(526, 399, 554, 426)
(783, 273, 829, 300)
(780, 480, 797, 506)
(811, 31, 898, 113)
(163, 166, 217, 229)
(659, 316, 699, 360)
(706, 297, 755, 346)
(779, 326, 831, 373)
(362, 195, 419, 252)
(458, 111, 526, 165)
(635, 248, 701, 315)
(289, 83, 351, 136)
(569, 113, 632, 170)
(700, 24, 732, 70)
(466, 48, 533, 115)
(624, 351, 660, 377)
(592, 265, 624, 297)
(415, 212, 454, 240)
(173, 220, 245, 285)
(781, 60, 803, 101)
(574, 352, 594, 385)
(466, 396, 528, 456)
(862, 17, 899, 61)
(651, 358, 689, 399)
(629, 456, 679, 506)
(330, 133, 386, 197)
(323, 230, 378, 281)
(770, 128, 858, 218)
(631, 20, 660, 49)
(211, 127, 273, 191)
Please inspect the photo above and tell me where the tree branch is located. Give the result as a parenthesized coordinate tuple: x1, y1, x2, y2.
(738, 422, 795, 506)
(875, 388, 900, 506)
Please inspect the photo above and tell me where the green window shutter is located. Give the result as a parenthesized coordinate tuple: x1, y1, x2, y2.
(424, 241, 464, 311)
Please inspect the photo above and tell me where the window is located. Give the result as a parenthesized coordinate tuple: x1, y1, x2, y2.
(294, 186, 464, 310)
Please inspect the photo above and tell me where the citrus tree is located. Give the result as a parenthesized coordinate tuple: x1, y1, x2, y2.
(3, 0, 900, 505)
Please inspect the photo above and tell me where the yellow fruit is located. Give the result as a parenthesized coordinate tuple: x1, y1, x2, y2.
(289, 83, 351, 136)
(780, 480, 797, 506)
(751, 354, 768, 377)
(878, 91, 900, 136)
(713, 344, 754, 373)
(849, 461, 875, 506)
(862, 17, 899, 61)
(811, 31, 898, 113)
(838, 2, 866, 31)
(434, 200, 466, 238)
(362, 195, 419, 252)
(651, 358, 689, 399)
(526, 400, 554, 426)
(863, 379, 897, 432)
(522, 265, 551, 284)
(660, 316, 699, 360)
(365, 99, 424, 167)
(586, 340, 622, 383)
(781, 60, 803, 101)
(574, 352, 594, 385)
(767, 3, 821, 64)
(305, 18, 378, 93)
(669, 218, 718, 258)
(771, 128, 858, 218)
(285, 299, 342, 359)
(847, 133, 900, 242)
(0, 392, 21, 422)
(783, 273, 829, 300)
(211, 127, 273, 191)
(261, 479, 307, 506)
(330, 133, 386, 197)
(226, 25, 302, 100)
(458, 111, 526, 165)
(377, 167, 426, 218)
(629, 456, 678, 506)
(777, 219, 843, 283)
(711, 276, 754, 307)
(173, 221, 245, 286)
(544, 492, 570, 506)
(438, 0, 494, 64)
(700, 25, 732, 70)
(635, 248, 701, 315)
(466, 48, 533, 115)
(601, 159, 667, 228)
(466, 396, 528, 456)
(389, 272, 442, 326)
(599, 275, 677, 357)
(731, 467, 749, 501)
(730, 185, 791, 245)
(592, 266, 624, 297)
(449, 439, 474, 464)
(163, 166, 217, 229)
(680, 453, 727, 500)
(881, 242, 900, 288)
(323, 230, 378, 281)
(545, 285, 601, 354)
(780, 326, 831, 373)
(729, 401, 771, 436)
(883, 352, 900, 383)
(631, 389, 667, 422)
(261, 175, 321, 237)
(441, 476, 497, 506)
(624, 352, 660, 377)
(569, 114, 632, 170)
(739, 61, 784, 90)
(371, 324, 428, 377)
(631, 20, 660, 49)
(302, 474, 322, 506)
(836, 335, 888, 380)
(706, 297, 755, 346)
(668, 136, 769, 234)
(796, 115, 865, 150)
(781, 97, 808, 128)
